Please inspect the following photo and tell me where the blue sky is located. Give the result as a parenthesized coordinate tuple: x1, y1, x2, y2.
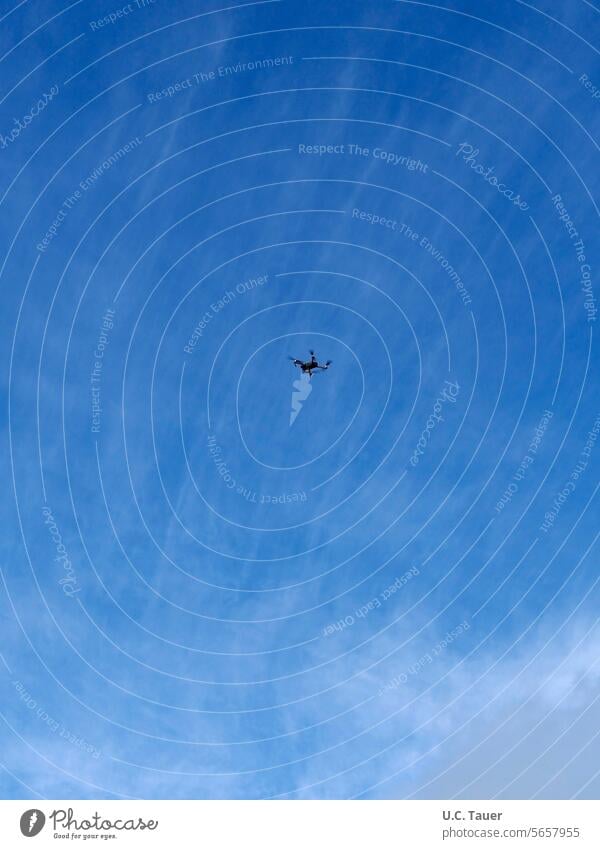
(0, 0, 599, 799)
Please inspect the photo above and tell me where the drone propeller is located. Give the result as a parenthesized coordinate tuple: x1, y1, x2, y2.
(309, 349, 315, 355)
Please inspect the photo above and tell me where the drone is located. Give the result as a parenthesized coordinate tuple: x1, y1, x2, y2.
(288, 349, 332, 378)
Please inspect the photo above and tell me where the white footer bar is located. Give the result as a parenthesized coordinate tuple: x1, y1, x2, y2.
(1, 800, 597, 848)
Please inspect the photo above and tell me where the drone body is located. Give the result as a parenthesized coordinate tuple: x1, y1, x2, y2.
(288, 350, 332, 379)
